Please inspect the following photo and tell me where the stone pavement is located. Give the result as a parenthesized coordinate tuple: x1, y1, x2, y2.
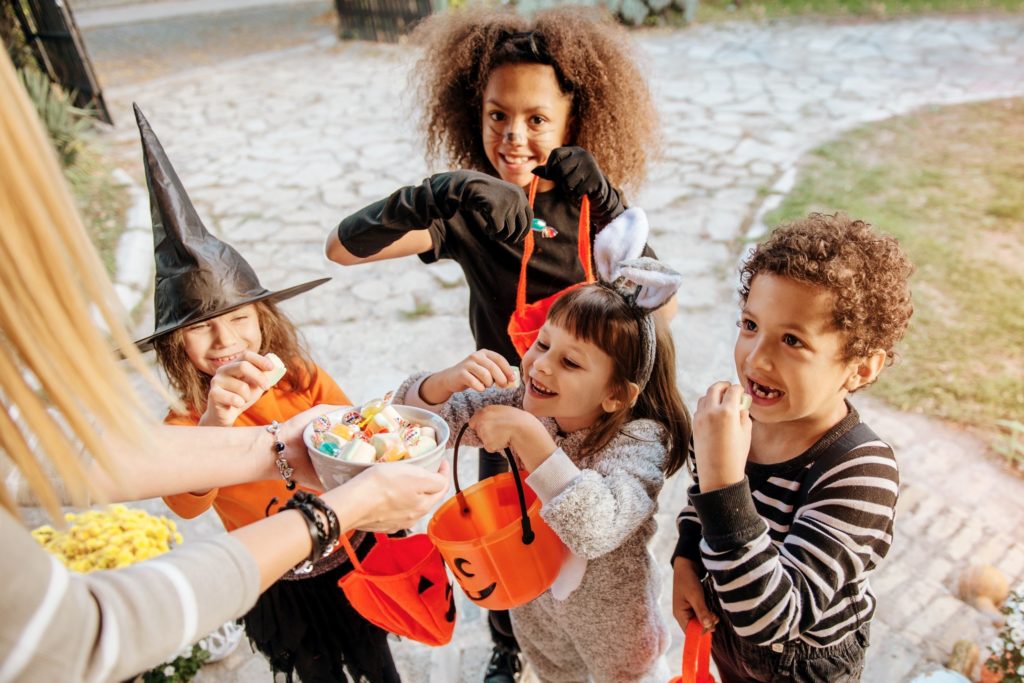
(91, 12, 1024, 682)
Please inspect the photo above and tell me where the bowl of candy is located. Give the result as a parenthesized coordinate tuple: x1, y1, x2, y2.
(303, 397, 450, 488)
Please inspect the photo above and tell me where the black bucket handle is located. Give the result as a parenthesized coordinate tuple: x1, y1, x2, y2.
(452, 423, 535, 545)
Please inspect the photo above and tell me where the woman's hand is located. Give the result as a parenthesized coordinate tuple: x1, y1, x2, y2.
(469, 405, 555, 471)
(326, 460, 451, 533)
(419, 350, 518, 404)
(276, 404, 343, 490)
(692, 382, 752, 492)
(198, 351, 275, 426)
(672, 557, 718, 633)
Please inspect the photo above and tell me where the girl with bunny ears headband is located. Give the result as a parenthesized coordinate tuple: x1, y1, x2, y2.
(398, 208, 691, 681)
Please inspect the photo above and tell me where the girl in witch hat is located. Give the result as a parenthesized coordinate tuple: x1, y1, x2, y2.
(132, 105, 401, 683)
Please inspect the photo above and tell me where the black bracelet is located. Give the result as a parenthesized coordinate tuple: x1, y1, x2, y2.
(267, 421, 295, 490)
(302, 493, 340, 557)
(281, 495, 324, 574)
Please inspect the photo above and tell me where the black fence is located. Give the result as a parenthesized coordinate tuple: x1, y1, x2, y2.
(334, 0, 432, 42)
(3, 0, 110, 123)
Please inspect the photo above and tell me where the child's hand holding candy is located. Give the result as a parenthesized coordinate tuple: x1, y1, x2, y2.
(198, 351, 280, 427)
(418, 350, 519, 405)
(692, 381, 752, 493)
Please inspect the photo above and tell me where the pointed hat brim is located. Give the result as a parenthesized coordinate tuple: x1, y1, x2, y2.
(133, 276, 330, 352)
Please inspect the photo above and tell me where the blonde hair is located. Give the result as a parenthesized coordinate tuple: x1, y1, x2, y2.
(0, 50, 163, 519)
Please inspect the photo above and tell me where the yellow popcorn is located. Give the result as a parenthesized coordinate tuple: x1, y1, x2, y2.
(32, 505, 183, 573)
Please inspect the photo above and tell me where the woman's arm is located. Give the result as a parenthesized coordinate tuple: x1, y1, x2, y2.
(88, 405, 335, 501)
(231, 460, 451, 591)
(2, 461, 449, 683)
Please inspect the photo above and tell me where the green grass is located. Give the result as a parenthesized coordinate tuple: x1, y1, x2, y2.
(693, 0, 1024, 22)
(400, 294, 436, 320)
(67, 152, 132, 277)
(15, 65, 131, 276)
(763, 98, 1024, 447)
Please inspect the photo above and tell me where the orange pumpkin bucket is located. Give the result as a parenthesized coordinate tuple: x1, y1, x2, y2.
(427, 424, 567, 610)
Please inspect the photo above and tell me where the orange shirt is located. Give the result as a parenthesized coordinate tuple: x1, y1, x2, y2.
(163, 364, 350, 532)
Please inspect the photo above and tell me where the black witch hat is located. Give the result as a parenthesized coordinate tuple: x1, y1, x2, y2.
(132, 104, 328, 351)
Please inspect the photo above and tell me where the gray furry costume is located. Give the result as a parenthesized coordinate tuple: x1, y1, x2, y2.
(398, 374, 671, 682)
(396, 205, 683, 683)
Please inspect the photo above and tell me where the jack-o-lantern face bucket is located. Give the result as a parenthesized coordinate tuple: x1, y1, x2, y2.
(336, 532, 456, 647)
(428, 424, 567, 611)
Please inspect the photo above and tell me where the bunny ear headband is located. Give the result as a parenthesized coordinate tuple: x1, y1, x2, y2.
(593, 208, 683, 392)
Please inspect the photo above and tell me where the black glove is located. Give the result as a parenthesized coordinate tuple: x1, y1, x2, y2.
(532, 146, 624, 223)
(337, 170, 533, 257)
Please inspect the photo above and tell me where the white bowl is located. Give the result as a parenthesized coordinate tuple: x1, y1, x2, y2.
(303, 405, 450, 488)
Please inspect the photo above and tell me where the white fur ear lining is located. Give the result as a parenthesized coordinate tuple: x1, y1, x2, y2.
(617, 258, 683, 312)
(593, 208, 649, 283)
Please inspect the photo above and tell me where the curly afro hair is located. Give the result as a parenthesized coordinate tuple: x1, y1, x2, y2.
(409, 6, 658, 196)
(740, 213, 914, 365)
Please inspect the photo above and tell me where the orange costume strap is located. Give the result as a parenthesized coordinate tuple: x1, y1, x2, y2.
(513, 176, 594, 315)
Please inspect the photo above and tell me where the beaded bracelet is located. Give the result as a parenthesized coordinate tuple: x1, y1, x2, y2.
(281, 495, 324, 574)
(267, 421, 295, 490)
(302, 493, 341, 556)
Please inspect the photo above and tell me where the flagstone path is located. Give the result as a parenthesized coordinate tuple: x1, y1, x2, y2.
(92, 12, 1024, 681)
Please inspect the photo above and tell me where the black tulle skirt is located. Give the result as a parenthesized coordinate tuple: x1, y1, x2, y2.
(242, 534, 400, 683)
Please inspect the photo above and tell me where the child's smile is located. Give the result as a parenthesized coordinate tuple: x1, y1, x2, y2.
(747, 377, 784, 404)
(735, 274, 861, 433)
(182, 304, 263, 377)
(481, 62, 573, 191)
(526, 375, 558, 399)
(521, 321, 618, 433)
(209, 352, 245, 368)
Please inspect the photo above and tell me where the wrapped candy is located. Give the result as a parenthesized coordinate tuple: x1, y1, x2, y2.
(314, 396, 437, 464)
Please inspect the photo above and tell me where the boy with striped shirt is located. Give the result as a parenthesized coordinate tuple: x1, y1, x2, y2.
(671, 213, 914, 682)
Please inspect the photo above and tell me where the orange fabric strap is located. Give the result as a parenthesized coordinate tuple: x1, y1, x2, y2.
(339, 531, 365, 572)
(513, 176, 594, 314)
(681, 618, 713, 683)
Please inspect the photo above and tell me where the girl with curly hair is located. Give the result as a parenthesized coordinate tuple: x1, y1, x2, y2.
(325, 12, 662, 676)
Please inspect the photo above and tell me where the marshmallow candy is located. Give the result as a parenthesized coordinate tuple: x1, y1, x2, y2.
(340, 439, 376, 464)
(265, 353, 286, 387)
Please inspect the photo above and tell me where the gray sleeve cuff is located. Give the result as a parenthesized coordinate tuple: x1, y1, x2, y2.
(397, 372, 437, 411)
(525, 448, 580, 504)
(404, 375, 444, 412)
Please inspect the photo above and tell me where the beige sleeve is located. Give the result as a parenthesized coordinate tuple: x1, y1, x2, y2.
(0, 507, 260, 683)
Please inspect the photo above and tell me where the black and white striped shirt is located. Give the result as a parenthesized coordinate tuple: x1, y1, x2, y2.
(673, 407, 899, 648)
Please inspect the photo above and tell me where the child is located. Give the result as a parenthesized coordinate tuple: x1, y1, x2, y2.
(131, 106, 400, 683)
(671, 213, 914, 682)
(325, 9, 662, 673)
(398, 211, 690, 682)
(326, 7, 660, 367)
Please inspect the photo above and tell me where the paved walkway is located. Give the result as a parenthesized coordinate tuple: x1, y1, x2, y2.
(92, 13, 1024, 682)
